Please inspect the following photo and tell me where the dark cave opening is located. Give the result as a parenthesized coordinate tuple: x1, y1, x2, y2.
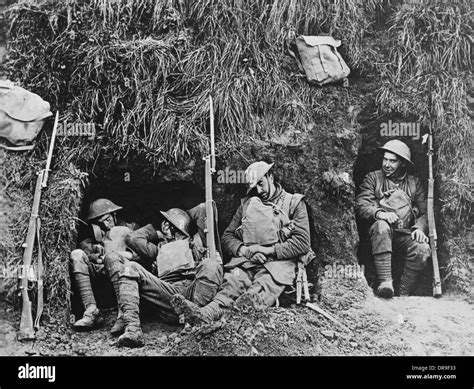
(353, 106, 433, 296)
(71, 171, 208, 316)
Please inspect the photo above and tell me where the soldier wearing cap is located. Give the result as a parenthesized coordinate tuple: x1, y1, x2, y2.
(356, 140, 430, 298)
(113, 207, 223, 348)
(70, 198, 137, 331)
(170, 160, 312, 325)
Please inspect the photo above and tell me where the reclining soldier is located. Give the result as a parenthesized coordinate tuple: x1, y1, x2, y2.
(171, 161, 312, 325)
(113, 208, 223, 348)
(70, 199, 137, 331)
(355, 140, 430, 298)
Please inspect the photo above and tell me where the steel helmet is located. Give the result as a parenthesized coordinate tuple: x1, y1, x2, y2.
(87, 198, 122, 221)
(379, 140, 414, 166)
(160, 208, 191, 237)
(245, 161, 274, 193)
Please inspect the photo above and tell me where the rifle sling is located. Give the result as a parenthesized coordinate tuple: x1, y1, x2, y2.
(34, 217, 44, 330)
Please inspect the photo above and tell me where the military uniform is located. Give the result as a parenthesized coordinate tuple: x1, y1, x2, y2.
(169, 162, 313, 326)
(70, 199, 137, 330)
(356, 141, 431, 297)
(115, 209, 223, 347)
(217, 183, 311, 308)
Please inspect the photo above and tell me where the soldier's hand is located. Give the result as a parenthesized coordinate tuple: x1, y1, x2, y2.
(378, 211, 399, 224)
(245, 245, 261, 259)
(411, 229, 428, 243)
(250, 253, 266, 265)
(244, 245, 275, 259)
(90, 253, 104, 264)
(237, 245, 249, 258)
(92, 244, 105, 255)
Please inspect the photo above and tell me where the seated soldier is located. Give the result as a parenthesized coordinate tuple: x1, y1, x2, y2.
(70, 198, 137, 331)
(171, 161, 312, 324)
(355, 140, 430, 298)
(114, 207, 223, 348)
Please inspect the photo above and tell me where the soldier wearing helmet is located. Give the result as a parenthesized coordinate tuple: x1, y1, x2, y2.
(356, 140, 430, 298)
(112, 206, 223, 347)
(169, 160, 313, 327)
(70, 198, 138, 332)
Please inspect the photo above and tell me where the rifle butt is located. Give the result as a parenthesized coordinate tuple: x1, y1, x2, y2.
(18, 300, 36, 341)
(430, 237, 442, 298)
(433, 283, 442, 298)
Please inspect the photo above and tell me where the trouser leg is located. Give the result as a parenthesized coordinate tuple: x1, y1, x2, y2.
(117, 262, 144, 347)
(369, 220, 393, 282)
(103, 252, 128, 304)
(186, 258, 223, 307)
(70, 249, 105, 329)
(212, 267, 253, 308)
(103, 252, 129, 334)
(171, 266, 250, 325)
(70, 249, 99, 309)
(119, 261, 188, 324)
(394, 234, 431, 295)
(246, 267, 286, 308)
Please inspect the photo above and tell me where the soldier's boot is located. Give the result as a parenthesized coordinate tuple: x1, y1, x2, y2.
(373, 252, 394, 299)
(104, 253, 126, 336)
(73, 305, 104, 330)
(118, 323, 144, 348)
(110, 309, 126, 336)
(377, 280, 394, 299)
(71, 250, 103, 330)
(171, 294, 224, 325)
(117, 277, 144, 348)
(72, 266, 104, 330)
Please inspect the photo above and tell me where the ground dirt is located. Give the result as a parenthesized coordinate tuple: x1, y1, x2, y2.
(1, 275, 472, 357)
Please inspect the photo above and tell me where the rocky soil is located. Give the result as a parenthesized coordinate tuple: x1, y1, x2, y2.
(2, 275, 472, 357)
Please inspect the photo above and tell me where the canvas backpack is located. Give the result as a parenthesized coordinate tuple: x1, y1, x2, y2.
(0, 80, 52, 150)
(289, 35, 350, 86)
(374, 171, 418, 229)
(155, 238, 195, 278)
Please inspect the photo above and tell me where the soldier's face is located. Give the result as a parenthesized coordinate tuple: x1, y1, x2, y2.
(382, 152, 403, 177)
(98, 213, 115, 231)
(256, 174, 275, 200)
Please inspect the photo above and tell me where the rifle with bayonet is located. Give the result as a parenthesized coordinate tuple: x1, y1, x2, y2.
(18, 111, 59, 341)
(426, 119, 442, 297)
(204, 96, 222, 264)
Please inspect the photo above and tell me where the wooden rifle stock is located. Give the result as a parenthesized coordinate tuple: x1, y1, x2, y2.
(18, 171, 43, 340)
(18, 112, 59, 340)
(427, 130, 442, 297)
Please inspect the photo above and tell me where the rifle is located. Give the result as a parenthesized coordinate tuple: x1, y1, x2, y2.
(204, 96, 222, 264)
(426, 121, 442, 297)
(18, 111, 59, 341)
